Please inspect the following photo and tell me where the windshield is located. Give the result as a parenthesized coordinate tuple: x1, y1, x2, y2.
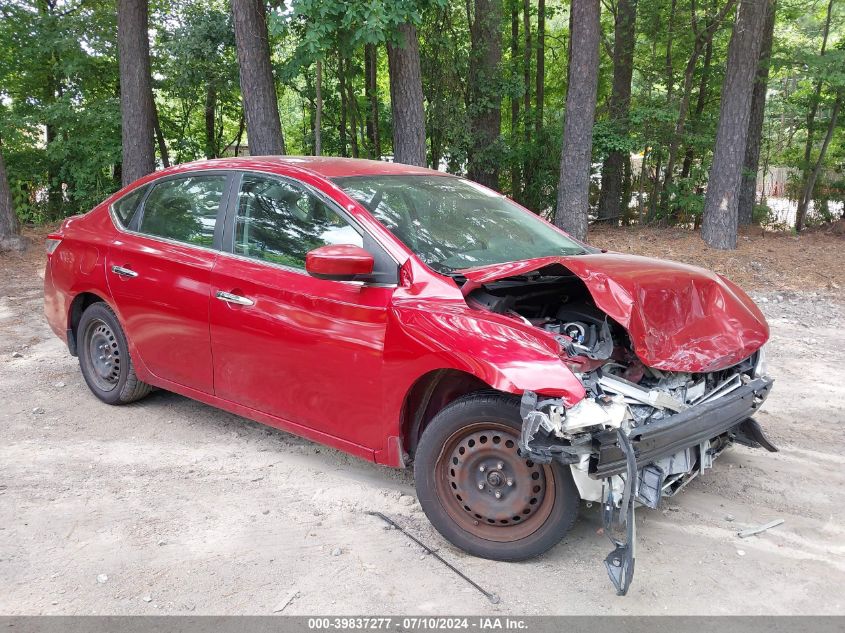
(334, 175, 587, 272)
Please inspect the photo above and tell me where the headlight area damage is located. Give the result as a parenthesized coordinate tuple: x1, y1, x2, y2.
(460, 253, 777, 596)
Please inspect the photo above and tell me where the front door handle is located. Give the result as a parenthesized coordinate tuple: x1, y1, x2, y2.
(216, 290, 254, 307)
(111, 265, 139, 278)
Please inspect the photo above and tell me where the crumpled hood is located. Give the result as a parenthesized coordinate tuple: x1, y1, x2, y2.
(459, 253, 769, 373)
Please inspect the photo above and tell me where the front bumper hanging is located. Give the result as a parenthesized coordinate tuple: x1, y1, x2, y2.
(591, 377, 774, 478)
(520, 375, 777, 596)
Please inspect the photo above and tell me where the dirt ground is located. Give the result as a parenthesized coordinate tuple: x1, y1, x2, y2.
(1, 226, 844, 615)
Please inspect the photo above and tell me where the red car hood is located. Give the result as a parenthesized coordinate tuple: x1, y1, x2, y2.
(459, 253, 769, 373)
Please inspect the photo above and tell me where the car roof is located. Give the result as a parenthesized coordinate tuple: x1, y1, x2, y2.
(165, 156, 449, 179)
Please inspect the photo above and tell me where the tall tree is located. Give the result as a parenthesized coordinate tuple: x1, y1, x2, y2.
(794, 0, 835, 232)
(0, 142, 25, 252)
(522, 0, 532, 142)
(364, 44, 381, 158)
(467, 0, 503, 189)
(117, 0, 156, 186)
(701, 0, 770, 249)
(658, 0, 737, 216)
(796, 89, 843, 230)
(204, 85, 218, 159)
(232, 0, 285, 156)
(314, 59, 323, 156)
(535, 0, 545, 135)
(387, 23, 427, 167)
(511, 0, 520, 197)
(738, 0, 777, 225)
(554, 0, 600, 240)
(680, 0, 718, 182)
(597, 0, 638, 222)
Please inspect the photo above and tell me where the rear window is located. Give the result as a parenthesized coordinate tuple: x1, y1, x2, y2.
(111, 187, 146, 228)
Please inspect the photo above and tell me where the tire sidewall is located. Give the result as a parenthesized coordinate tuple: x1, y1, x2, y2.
(414, 394, 580, 561)
(77, 303, 134, 405)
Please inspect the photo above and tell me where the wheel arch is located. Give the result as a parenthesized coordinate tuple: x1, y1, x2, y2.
(67, 291, 112, 356)
(399, 369, 493, 462)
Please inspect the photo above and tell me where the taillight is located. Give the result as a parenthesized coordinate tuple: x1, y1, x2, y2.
(45, 237, 62, 254)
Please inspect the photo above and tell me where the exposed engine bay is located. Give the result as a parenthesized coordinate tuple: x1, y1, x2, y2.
(466, 264, 776, 596)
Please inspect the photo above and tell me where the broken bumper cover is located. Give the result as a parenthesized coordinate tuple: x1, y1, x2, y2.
(590, 376, 775, 479)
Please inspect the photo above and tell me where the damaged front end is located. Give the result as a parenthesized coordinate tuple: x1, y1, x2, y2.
(520, 359, 775, 595)
(463, 258, 776, 595)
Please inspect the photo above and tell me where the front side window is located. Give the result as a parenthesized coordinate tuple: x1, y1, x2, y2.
(335, 175, 587, 272)
(139, 175, 227, 247)
(234, 174, 363, 269)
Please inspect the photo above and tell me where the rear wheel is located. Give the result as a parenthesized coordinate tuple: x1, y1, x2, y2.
(77, 302, 152, 405)
(414, 392, 580, 561)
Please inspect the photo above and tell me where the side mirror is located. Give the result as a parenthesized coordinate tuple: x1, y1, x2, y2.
(305, 244, 375, 281)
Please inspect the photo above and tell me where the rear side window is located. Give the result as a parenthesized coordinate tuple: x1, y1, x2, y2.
(112, 187, 146, 228)
(139, 175, 227, 247)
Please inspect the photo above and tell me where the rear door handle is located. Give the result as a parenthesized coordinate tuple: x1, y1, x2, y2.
(216, 290, 254, 307)
(111, 265, 138, 278)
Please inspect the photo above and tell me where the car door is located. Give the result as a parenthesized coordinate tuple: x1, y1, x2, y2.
(209, 172, 396, 449)
(107, 172, 233, 394)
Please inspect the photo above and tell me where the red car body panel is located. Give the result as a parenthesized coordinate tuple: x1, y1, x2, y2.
(459, 253, 770, 373)
(209, 253, 394, 447)
(107, 234, 218, 393)
(43, 157, 768, 469)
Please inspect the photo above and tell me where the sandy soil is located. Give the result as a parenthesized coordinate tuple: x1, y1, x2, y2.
(1, 227, 844, 615)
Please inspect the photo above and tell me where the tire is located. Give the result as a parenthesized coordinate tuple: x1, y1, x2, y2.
(414, 392, 580, 561)
(77, 302, 152, 405)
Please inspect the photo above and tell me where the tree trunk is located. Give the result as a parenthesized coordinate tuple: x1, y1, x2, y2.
(664, 0, 677, 102)
(737, 0, 776, 225)
(511, 0, 520, 198)
(387, 23, 427, 167)
(339, 53, 349, 157)
(152, 101, 170, 167)
(315, 60, 322, 156)
(45, 122, 63, 217)
(520, 0, 532, 196)
(535, 0, 544, 135)
(346, 57, 359, 159)
(597, 0, 637, 222)
(117, 0, 156, 186)
(204, 84, 217, 159)
(660, 0, 737, 215)
(38, 1, 63, 217)
(364, 44, 380, 159)
(232, 0, 285, 156)
(795, 0, 834, 231)
(467, 0, 503, 189)
(553, 0, 600, 240)
(680, 13, 715, 180)
(701, 0, 770, 249)
(796, 90, 842, 231)
(233, 112, 245, 156)
(522, 0, 532, 140)
(0, 143, 25, 252)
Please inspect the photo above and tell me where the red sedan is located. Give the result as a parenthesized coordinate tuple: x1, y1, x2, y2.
(44, 157, 775, 594)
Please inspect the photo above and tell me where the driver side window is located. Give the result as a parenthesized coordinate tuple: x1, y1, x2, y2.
(234, 174, 363, 269)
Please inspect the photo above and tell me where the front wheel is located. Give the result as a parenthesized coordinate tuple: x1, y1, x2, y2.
(77, 302, 152, 405)
(414, 392, 580, 561)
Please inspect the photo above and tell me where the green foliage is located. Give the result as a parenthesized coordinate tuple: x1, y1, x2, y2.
(0, 0, 842, 232)
(1, 0, 122, 220)
(153, 0, 241, 162)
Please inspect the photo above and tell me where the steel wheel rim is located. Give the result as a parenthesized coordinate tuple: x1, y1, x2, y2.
(85, 319, 121, 392)
(434, 422, 556, 542)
